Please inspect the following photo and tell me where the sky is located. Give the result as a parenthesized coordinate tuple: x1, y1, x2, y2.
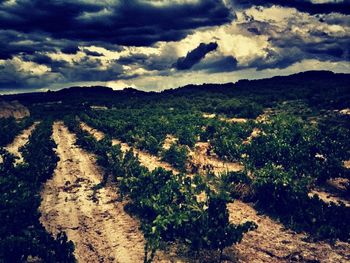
(0, 0, 350, 94)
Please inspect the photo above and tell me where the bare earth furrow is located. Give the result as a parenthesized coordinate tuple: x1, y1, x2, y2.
(229, 200, 350, 262)
(39, 122, 145, 263)
(5, 122, 39, 163)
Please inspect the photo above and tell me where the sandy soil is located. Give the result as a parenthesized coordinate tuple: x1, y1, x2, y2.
(309, 189, 350, 207)
(202, 113, 217, 119)
(339, 108, 350, 115)
(39, 122, 145, 263)
(80, 122, 105, 140)
(229, 200, 350, 263)
(112, 138, 179, 174)
(162, 134, 178, 150)
(309, 176, 350, 207)
(4, 122, 39, 163)
(202, 112, 248, 123)
(344, 160, 350, 169)
(220, 117, 247, 123)
(163, 136, 243, 175)
(328, 177, 349, 191)
(255, 109, 273, 123)
(243, 128, 261, 145)
(190, 142, 243, 175)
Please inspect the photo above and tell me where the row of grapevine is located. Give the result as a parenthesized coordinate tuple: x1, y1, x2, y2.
(79, 107, 350, 241)
(63, 116, 256, 262)
(220, 114, 350, 241)
(0, 117, 34, 147)
(0, 120, 75, 262)
(80, 109, 256, 174)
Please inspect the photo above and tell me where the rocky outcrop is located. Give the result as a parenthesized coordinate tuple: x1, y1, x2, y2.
(0, 100, 30, 119)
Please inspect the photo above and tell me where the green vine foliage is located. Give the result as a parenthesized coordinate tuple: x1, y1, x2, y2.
(64, 116, 255, 262)
(161, 143, 189, 173)
(225, 114, 350, 241)
(0, 117, 34, 147)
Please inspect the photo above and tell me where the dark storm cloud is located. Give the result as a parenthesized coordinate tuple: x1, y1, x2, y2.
(22, 53, 69, 71)
(0, 29, 86, 59)
(117, 54, 148, 65)
(248, 48, 303, 70)
(0, 30, 54, 59)
(174, 42, 218, 70)
(0, 57, 61, 89)
(270, 30, 350, 62)
(233, 0, 350, 15)
(57, 57, 125, 82)
(83, 49, 103, 57)
(61, 46, 80, 54)
(118, 52, 177, 71)
(15, 51, 125, 84)
(1, 0, 349, 92)
(0, 0, 233, 48)
(192, 56, 238, 73)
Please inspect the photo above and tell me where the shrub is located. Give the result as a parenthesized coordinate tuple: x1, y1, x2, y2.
(161, 144, 189, 172)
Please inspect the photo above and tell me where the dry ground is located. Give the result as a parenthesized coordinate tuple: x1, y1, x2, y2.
(40, 122, 146, 263)
(189, 142, 243, 175)
(4, 122, 39, 163)
(229, 201, 350, 263)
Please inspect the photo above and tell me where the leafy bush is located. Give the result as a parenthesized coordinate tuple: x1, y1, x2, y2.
(161, 144, 189, 172)
(252, 163, 310, 213)
(135, 134, 161, 155)
(211, 122, 253, 161)
(215, 99, 263, 118)
(213, 114, 350, 241)
(245, 114, 347, 183)
(244, 153, 350, 241)
(0, 117, 34, 147)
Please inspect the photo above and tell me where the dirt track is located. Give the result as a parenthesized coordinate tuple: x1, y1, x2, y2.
(309, 188, 350, 207)
(190, 142, 243, 175)
(229, 200, 350, 263)
(5, 122, 38, 163)
(40, 122, 145, 263)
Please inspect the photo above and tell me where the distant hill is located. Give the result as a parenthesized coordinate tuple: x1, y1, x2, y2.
(1, 71, 349, 109)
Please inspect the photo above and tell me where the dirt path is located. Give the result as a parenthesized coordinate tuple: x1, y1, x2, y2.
(190, 142, 244, 175)
(229, 200, 350, 263)
(309, 188, 350, 207)
(309, 176, 350, 207)
(345, 160, 350, 169)
(39, 122, 145, 263)
(80, 122, 105, 141)
(112, 138, 179, 173)
(5, 122, 39, 163)
(202, 112, 248, 123)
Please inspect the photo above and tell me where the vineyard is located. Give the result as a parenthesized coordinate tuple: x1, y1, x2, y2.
(1, 71, 350, 262)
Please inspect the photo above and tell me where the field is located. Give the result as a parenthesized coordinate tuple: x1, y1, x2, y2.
(1, 71, 350, 263)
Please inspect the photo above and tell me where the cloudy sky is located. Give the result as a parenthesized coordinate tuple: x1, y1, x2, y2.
(0, 0, 350, 94)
